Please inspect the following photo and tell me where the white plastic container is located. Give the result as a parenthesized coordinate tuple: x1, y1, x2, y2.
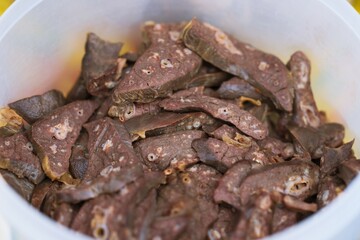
(1, 0, 360, 239)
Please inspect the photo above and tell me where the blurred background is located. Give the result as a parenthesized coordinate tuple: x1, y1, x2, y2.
(1, 0, 360, 15)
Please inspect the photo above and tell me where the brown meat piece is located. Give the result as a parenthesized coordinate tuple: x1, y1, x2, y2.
(30, 179, 53, 209)
(246, 192, 273, 239)
(31, 100, 98, 180)
(147, 216, 188, 240)
(0, 108, 23, 137)
(185, 71, 230, 89)
(182, 18, 293, 111)
(208, 206, 237, 240)
(125, 112, 194, 141)
(288, 51, 321, 128)
(283, 195, 317, 213)
(0, 132, 44, 184)
(338, 159, 360, 185)
(82, 33, 123, 97)
(160, 94, 268, 140)
(214, 161, 253, 209)
(134, 130, 205, 171)
(71, 172, 163, 239)
(317, 176, 345, 208)
(56, 164, 143, 204)
(257, 137, 295, 160)
(83, 117, 140, 180)
(271, 206, 298, 233)
(110, 100, 161, 122)
(69, 131, 88, 179)
(145, 112, 215, 138)
(238, 160, 320, 206)
(320, 140, 354, 176)
(192, 138, 251, 173)
(217, 77, 263, 100)
(0, 169, 34, 201)
(319, 123, 345, 148)
(9, 90, 65, 124)
(157, 164, 221, 240)
(110, 23, 202, 116)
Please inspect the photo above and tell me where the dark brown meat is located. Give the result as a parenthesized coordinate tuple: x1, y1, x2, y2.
(217, 77, 263, 100)
(110, 23, 202, 116)
(9, 90, 65, 124)
(288, 51, 321, 128)
(182, 18, 293, 111)
(160, 94, 268, 140)
(0, 132, 44, 184)
(31, 100, 98, 180)
(134, 130, 205, 171)
(83, 117, 140, 180)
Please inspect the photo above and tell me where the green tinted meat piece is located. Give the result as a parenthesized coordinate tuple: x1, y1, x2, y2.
(109, 23, 202, 116)
(31, 100, 98, 180)
(182, 18, 293, 111)
(9, 90, 65, 124)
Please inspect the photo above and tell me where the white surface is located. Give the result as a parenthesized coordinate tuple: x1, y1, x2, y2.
(0, 214, 11, 240)
(1, 0, 360, 239)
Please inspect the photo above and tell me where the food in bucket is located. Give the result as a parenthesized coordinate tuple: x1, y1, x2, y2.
(0, 18, 359, 239)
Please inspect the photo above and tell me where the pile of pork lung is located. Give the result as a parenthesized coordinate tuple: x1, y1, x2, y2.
(0, 18, 359, 240)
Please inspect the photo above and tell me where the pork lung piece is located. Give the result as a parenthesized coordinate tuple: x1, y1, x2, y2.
(82, 33, 123, 97)
(238, 160, 319, 206)
(0, 169, 34, 202)
(125, 112, 214, 141)
(0, 132, 44, 184)
(109, 23, 202, 116)
(31, 100, 98, 180)
(134, 130, 205, 171)
(156, 164, 221, 240)
(287, 51, 321, 128)
(71, 172, 164, 239)
(160, 94, 268, 140)
(9, 89, 65, 124)
(213, 161, 253, 209)
(192, 138, 251, 173)
(320, 140, 354, 176)
(69, 131, 89, 180)
(56, 164, 143, 204)
(182, 18, 293, 112)
(217, 77, 263, 100)
(83, 117, 140, 180)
